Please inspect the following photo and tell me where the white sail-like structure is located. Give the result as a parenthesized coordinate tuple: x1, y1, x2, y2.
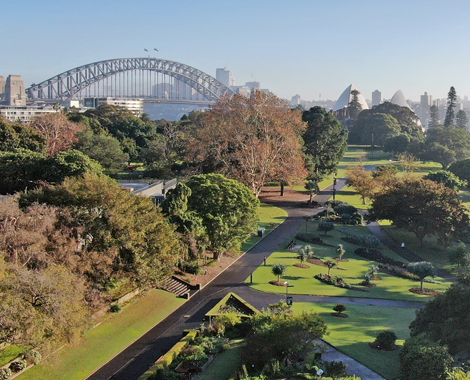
(390, 90, 411, 109)
(333, 84, 369, 111)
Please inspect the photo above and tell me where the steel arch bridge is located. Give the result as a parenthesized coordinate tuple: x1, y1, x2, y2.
(26, 58, 234, 104)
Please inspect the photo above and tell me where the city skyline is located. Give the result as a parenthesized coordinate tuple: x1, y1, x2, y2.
(2, 0, 470, 102)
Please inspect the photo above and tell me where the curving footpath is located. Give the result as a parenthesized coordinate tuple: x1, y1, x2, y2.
(86, 183, 419, 380)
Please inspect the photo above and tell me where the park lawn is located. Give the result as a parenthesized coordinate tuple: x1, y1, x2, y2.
(196, 340, 244, 380)
(16, 289, 185, 380)
(241, 203, 288, 252)
(458, 187, 470, 211)
(293, 302, 416, 380)
(0, 345, 23, 367)
(248, 221, 450, 301)
(379, 223, 470, 271)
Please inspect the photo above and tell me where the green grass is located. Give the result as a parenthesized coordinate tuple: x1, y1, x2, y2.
(197, 340, 244, 380)
(458, 187, 470, 211)
(248, 221, 451, 301)
(293, 302, 416, 380)
(16, 290, 185, 380)
(0, 345, 24, 366)
(241, 203, 288, 252)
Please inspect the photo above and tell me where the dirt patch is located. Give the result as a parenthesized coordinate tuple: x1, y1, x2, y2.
(369, 342, 400, 351)
(307, 258, 346, 270)
(293, 263, 310, 269)
(357, 282, 377, 288)
(335, 258, 349, 262)
(269, 280, 289, 286)
(409, 288, 443, 296)
(331, 313, 349, 318)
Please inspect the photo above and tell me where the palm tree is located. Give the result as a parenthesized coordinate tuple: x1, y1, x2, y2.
(323, 259, 337, 277)
(272, 263, 287, 283)
(336, 244, 346, 260)
(407, 261, 436, 291)
(298, 250, 308, 266)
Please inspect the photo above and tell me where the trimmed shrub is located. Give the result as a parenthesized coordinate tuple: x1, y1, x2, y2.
(23, 349, 42, 364)
(317, 221, 334, 235)
(375, 330, 397, 349)
(9, 359, 26, 372)
(178, 261, 201, 275)
(400, 334, 453, 380)
(110, 304, 121, 313)
(324, 361, 348, 378)
(0, 368, 12, 380)
(333, 304, 346, 315)
(335, 204, 357, 216)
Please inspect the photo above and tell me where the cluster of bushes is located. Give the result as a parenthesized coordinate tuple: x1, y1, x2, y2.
(148, 331, 229, 380)
(0, 350, 42, 379)
(353, 248, 403, 266)
(295, 233, 332, 247)
(178, 261, 201, 275)
(342, 234, 380, 250)
(314, 274, 354, 289)
(313, 201, 363, 225)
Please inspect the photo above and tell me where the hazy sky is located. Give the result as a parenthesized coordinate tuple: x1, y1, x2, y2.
(3, 0, 470, 102)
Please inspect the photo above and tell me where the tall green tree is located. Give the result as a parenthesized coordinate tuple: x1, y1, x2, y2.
(449, 158, 470, 187)
(456, 109, 469, 129)
(0, 149, 103, 195)
(425, 125, 470, 168)
(74, 129, 129, 170)
(429, 105, 440, 128)
(185, 174, 259, 260)
(367, 179, 469, 246)
(351, 113, 401, 146)
(0, 117, 45, 152)
(409, 282, 470, 355)
(242, 310, 327, 369)
(302, 106, 348, 184)
(444, 86, 457, 127)
(348, 89, 363, 120)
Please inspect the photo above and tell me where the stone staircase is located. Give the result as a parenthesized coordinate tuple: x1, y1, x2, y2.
(161, 276, 200, 299)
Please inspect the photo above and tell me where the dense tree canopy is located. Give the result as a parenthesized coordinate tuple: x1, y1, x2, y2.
(242, 310, 327, 369)
(368, 179, 469, 245)
(74, 129, 129, 170)
(456, 109, 469, 130)
(19, 173, 180, 286)
(184, 174, 259, 259)
(424, 170, 467, 190)
(351, 113, 401, 146)
(449, 158, 470, 187)
(425, 125, 470, 168)
(0, 149, 103, 194)
(0, 117, 45, 152)
(409, 282, 470, 355)
(186, 92, 307, 196)
(302, 106, 348, 184)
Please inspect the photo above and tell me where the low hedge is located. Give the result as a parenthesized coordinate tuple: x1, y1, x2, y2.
(138, 330, 198, 380)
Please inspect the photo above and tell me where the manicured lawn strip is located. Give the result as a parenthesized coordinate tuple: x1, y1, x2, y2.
(293, 302, 416, 380)
(249, 221, 451, 301)
(196, 340, 244, 380)
(379, 224, 465, 271)
(16, 290, 185, 380)
(241, 203, 288, 252)
(458, 188, 470, 211)
(0, 345, 23, 366)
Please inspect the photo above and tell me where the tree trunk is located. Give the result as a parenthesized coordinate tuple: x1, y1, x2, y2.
(280, 182, 284, 196)
(213, 251, 222, 261)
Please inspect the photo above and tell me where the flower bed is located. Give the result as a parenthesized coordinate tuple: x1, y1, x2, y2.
(314, 274, 367, 292)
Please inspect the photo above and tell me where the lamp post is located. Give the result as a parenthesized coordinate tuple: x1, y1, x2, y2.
(332, 174, 337, 200)
(286, 281, 294, 305)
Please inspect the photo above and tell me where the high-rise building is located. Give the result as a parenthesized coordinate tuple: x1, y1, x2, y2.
(245, 81, 260, 91)
(4, 75, 26, 106)
(372, 90, 381, 107)
(216, 68, 234, 88)
(0, 76, 5, 103)
(420, 92, 432, 111)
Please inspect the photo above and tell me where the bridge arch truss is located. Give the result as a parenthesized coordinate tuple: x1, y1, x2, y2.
(27, 58, 234, 103)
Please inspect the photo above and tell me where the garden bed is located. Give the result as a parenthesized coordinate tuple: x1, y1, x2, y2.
(314, 274, 368, 292)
